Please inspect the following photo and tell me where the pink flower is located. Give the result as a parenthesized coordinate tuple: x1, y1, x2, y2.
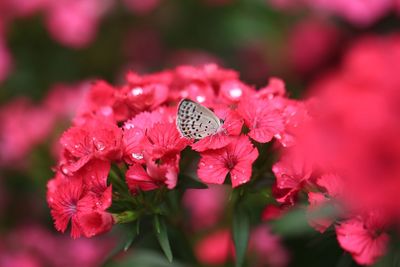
(261, 204, 283, 221)
(48, 160, 113, 238)
(144, 122, 190, 161)
(76, 80, 129, 124)
(0, 98, 55, 165)
(218, 79, 254, 104)
(125, 156, 179, 193)
(191, 109, 243, 152)
(336, 214, 389, 265)
(322, 0, 392, 27)
(176, 64, 238, 86)
(256, 77, 286, 100)
(2, 225, 114, 267)
(44, 82, 88, 120)
(45, 0, 109, 48)
(316, 174, 342, 197)
(183, 185, 228, 229)
(288, 18, 340, 74)
(122, 71, 169, 112)
(122, 110, 164, 164)
(249, 226, 289, 267)
(195, 230, 233, 265)
(59, 120, 122, 174)
(272, 150, 312, 205)
(238, 97, 284, 143)
(197, 135, 258, 188)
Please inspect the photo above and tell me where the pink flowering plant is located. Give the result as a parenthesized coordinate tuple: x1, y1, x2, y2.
(45, 64, 301, 265)
(43, 45, 400, 265)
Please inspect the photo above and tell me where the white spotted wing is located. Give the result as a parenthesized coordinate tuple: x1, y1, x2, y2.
(176, 99, 222, 139)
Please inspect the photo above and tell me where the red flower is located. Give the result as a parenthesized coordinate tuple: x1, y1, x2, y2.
(336, 214, 389, 265)
(272, 151, 312, 205)
(261, 204, 284, 221)
(218, 79, 254, 104)
(183, 185, 228, 229)
(122, 110, 164, 164)
(145, 122, 191, 161)
(48, 160, 113, 238)
(175, 64, 238, 86)
(256, 78, 286, 100)
(80, 160, 112, 209)
(125, 156, 179, 193)
(316, 174, 342, 197)
(197, 136, 258, 188)
(76, 80, 131, 123)
(122, 71, 169, 112)
(60, 120, 122, 174)
(191, 109, 243, 152)
(195, 229, 233, 265)
(0, 98, 55, 165)
(238, 97, 284, 143)
(249, 226, 289, 267)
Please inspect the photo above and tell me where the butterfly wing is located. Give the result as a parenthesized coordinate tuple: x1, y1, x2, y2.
(176, 99, 221, 139)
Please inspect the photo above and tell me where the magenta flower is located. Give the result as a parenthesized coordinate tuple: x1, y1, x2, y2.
(47, 160, 113, 238)
(238, 97, 284, 143)
(336, 214, 389, 265)
(197, 136, 258, 188)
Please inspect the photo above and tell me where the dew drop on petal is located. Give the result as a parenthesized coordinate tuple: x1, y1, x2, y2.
(229, 88, 243, 99)
(94, 141, 106, 151)
(196, 95, 206, 103)
(131, 87, 144, 96)
(61, 165, 70, 176)
(131, 153, 144, 160)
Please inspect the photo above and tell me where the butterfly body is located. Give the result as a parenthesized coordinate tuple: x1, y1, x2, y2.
(176, 99, 223, 139)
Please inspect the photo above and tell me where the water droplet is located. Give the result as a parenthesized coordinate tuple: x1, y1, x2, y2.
(196, 95, 206, 103)
(229, 88, 242, 98)
(124, 123, 134, 129)
(61, 165, 69, 175)
(131, 87, 143, 96)
(131, 153, 144, 160)
(94, 141, 106, 151)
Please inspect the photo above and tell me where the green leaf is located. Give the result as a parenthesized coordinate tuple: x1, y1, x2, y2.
(178, 174, 208, 189)
(153, 215, 173, 263)
(270, 208, 313, 237)
(123, 221, 140, 252)
(232, 205, 250, 267)
(109, 249, 187, 267)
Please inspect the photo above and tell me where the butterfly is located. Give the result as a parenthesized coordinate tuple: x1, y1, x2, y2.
(176, 99, 224, 139)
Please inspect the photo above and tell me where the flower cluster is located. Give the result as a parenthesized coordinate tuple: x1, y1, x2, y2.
(272, 34, 400, 265)
(0, 225, 113, 267)
(268, 0, 400, 27)
(47, 64, 305, 238)
(0, 82, 87, 167)
(0, 0, 166, 83)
